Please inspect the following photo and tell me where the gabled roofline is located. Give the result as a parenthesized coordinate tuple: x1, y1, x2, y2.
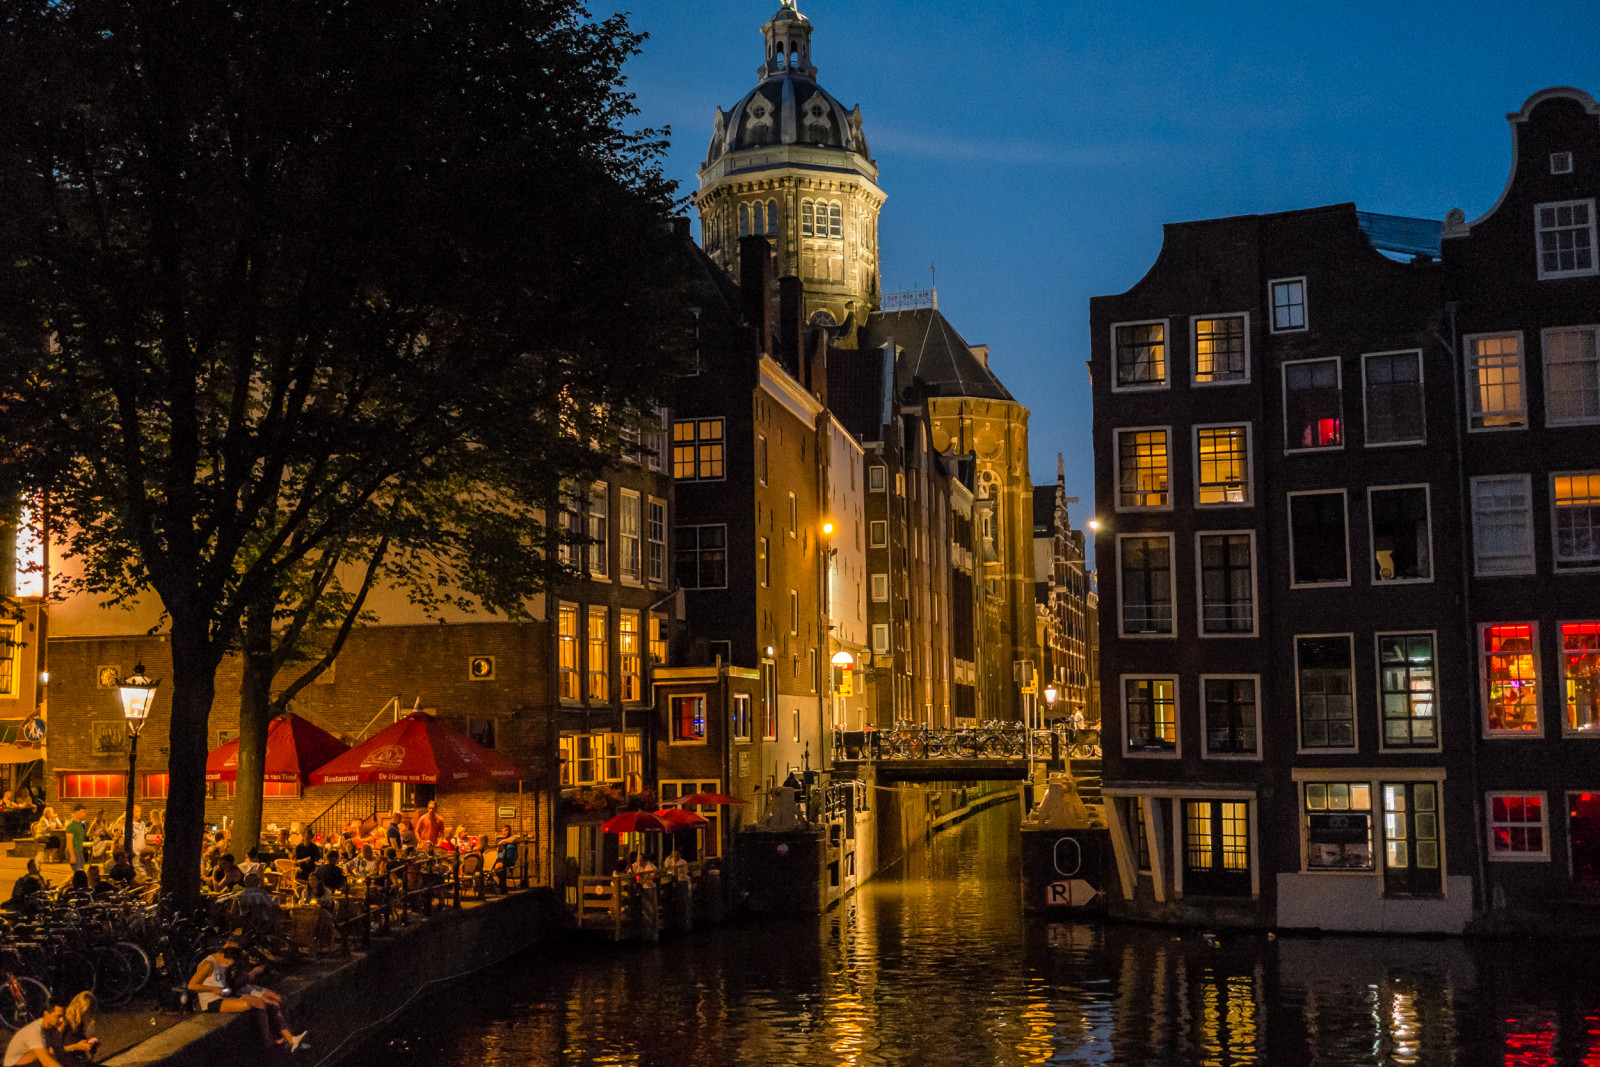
(1446, 86, 1600, 238)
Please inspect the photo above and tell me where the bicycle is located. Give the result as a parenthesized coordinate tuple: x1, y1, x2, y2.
(0, 969, 49, 1031)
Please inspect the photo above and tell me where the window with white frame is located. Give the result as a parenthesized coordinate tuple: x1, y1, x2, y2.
(1270, 277, 1306, 332)
(1197, 532, 1254, 635)
(587, 606, 608, 702)
(1378, 633, 1436, 749)
(1303, 782, 1374, 870)
(1466, 334, 1526, 429)
(869, 520, 887, 548)
(1296, 635, 1355, 750)
(586, 483, 609, 578)
(1123, 676, 1177, 754)
(1202, 676, 1258, 757)
(1535, 199, 1596, 280)
(869, 465, 886, 491)
(1118, 535, 1174, 636)
(1487, 793, 1549, 860)
(1545, 326, 1600, 424)
(675, 525, 728, 589)
(732, 693, 752, 742)
(1369, 485, 1432, 583)
(646, 407, 668, 471)
(1193, 315, 1248, 383)
(1195, 426, 1249, 505)
(619, 612, 642, 703)
(1482, 623, 1540, 734)
(673, 418, 725, 480)
(757, 536, 770, 587)
(647, 499, 667, 583)
(1561, 621, 1600, 733)
(557, 602, 580, 702)
(1113, 321, 1166, 388)
(671, 695, 707, 743)
(1471, 475, 1535, 576)
(1362, 350, 1426, 445)
(788, 492, 797, 537)
(1288, 491, 1349, 586)
(619, 490, 642, 582)
(871, 573, 888, 602)
(872, 624, 889, 654)
(1115, 428, 1169, 509)
(1283, 358, 1342, 449)
(1553, 471, 1600, 569)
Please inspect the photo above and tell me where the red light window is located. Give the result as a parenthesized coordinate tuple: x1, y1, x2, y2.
(58, 773, 128, 800)
(141, 773, 170, 799)
(1562, 622, 1600, 733)
(1484, 624, 1539, 732)
(1489, 794, 1545, 855)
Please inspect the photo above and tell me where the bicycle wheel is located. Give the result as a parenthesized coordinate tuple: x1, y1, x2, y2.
(113, 941, 153, 994)
(86, 947, 136, 1007)
(0, 975, 49, 1030)
(47, 950, 97, 999)
(924, 735, 944, 757)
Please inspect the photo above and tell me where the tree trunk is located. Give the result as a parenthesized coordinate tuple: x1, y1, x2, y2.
(160, 621, 221, 911)
(233, 609, 275, 858)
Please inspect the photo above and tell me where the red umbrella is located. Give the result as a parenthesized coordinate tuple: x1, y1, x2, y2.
(669, 792, 748, 806)
(600, 811, 668, 834)
(206, 713, 349, 783)
(654, 806, 710, 829)
(309, 712, 520, 785)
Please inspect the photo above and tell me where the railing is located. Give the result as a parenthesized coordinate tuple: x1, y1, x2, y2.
(305, 782, 390, 844)
(573, 863, 722, 942)
(880, 287, 935, 312)
(834, 724, 1101, 761)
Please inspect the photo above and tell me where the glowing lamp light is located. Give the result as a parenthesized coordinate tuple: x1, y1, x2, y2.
(1087, 518, 1101, 531)
(1044, 685, 1059, 705)
(117, 665, 160, 737)
(821, 520, 835, 537)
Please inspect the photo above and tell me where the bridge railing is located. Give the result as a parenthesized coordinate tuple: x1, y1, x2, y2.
(833, 725, 1101, 762)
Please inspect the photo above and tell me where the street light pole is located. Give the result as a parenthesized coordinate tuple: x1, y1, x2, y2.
(117, 666, 159, 861)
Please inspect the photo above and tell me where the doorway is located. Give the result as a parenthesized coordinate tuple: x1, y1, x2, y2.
(1382, 782, 1442, 896)
(1571, 792, 1600, 887)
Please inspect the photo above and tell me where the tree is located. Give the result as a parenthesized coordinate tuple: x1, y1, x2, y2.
(0, 0, 689, 906)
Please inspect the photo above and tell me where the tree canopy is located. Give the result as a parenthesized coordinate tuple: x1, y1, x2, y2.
(0, 0, 691, 905)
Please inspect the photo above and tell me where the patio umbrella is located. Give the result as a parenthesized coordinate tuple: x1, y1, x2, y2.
(600, 811, 668, 834)
(653, 806, 710, 829)
(669, 792, 749, 806)
(309, 712, 520, 785)
(206, 713, 349, 783)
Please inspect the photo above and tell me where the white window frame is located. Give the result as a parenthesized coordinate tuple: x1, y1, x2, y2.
(1281, 356, 1344, 453)
(1109, 318, 1171, 393)
(757, 535, 770, 588)
(1551, 470, 1600, 572)
(1268, 276, 1308, 334)
(1560, 620, 1600, 738)
(869, 520, 888, 548)
(1366, 483, 1434, 585)
(618, 489, 642, 584)
(872, 624, 889, 654)
(1287, 489, 1351, 589)
(1115, 532, 1177, 639)
(1193, 529, 1258, 638)
(870, 573, 888, 602)
(1294, 632, 1359, 754)
(586, 482, 610, 580)
(1199, 673, 1262, 761)
(1464, 331, 1528, 432)
(1113, 425, 1172, 513)
(646, 497, 667, 585)
(1374, 630, 1442, 754)
(1534, 198, 1598, 281)
(1542, 325, 1600, 427)
(1480, 621, 1543, 739)
(868, 465, 886, 492)
(1470, 474, 1536, 577)
(732, 693, 752, 744)
(1189, 312, 1251, 386)
(1120, 674, 1180, 759)
(1360, 349, 1427, 447)
(669, 694, 709, 746)
(1192, 423, 1252, 508)
(1486, 791, 1551, 861)
(1295, 777, 1378, 876)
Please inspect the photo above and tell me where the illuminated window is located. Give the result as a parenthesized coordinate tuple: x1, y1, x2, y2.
(1487, 793, 1549, 860)
(1562, 622, 1600, 733)
(586, 483, 608, 578)
(1544, 326, 1600, 424)
(672, 419, 724, 480)
(57, 773, 128, 801)
(1185, 800, 1249, 874)
(141, 773, 170, 799)
(647, 499, 667, 584)
(558, 602, 580, 702)
(1283, 358, 1342, 449)
(1362, 350, 1425, 444)
(557, 489, 580, 568)
(619, 490, 641, 582)
(828, 201, 843, 239)
(1118, 535, 1173, 635)
(1296, 636, 1355, 750)
(1124, 676, 1177, 754)
(1535, 199, 1596, 280)
(649, 614, 666, 666)
(587, 607, 608, 703)
(1483, 623, 1539, 733)
(1115, 428, 1169, 508)
(1193, 315, 1247, 383)
(0, 623, 17, 697)
(1198, 533, 1254, 634)
(672, 695, 707, 743)
(619, 612, 641, 703)
(1269, 277, 1306, 332)
(758, 536, 770, 587)
(1553, 471, 1600, 569)
(675, 525, 727, 589)
(1471, 475, 1535, 576)
(1369, 486, 1432, 582)
(1113, 321, 1166, 388)
(1303, 782, 1373, 870)
(1379, 633, 1436, 748)
(1466, 334, 1526, 429)
(1195, 426, 1248, 505)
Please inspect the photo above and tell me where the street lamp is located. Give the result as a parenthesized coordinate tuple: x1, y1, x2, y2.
(117, 665, 159, 860)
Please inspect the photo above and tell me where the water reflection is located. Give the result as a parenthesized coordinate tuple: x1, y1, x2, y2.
(369, 803, 1599, 1067)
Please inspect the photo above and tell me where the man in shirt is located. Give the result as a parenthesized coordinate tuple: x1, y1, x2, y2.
(4, 1001, 66, 1067)
(106, 850, 137, 885)
(237, 847, 263, 879)
(415, 801, 445, 847)
(384, 812, 403, 852)
(63, 805, 87, 872)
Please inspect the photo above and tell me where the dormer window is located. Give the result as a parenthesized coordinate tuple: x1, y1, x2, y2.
(1551, 152, 1573, 175)
(1536, 199, 1597, 280)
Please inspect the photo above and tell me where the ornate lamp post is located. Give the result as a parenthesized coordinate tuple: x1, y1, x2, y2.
(117, 665, 159, 859)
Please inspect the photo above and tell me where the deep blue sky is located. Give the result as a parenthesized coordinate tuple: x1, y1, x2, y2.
(609, 0, 1598, 551)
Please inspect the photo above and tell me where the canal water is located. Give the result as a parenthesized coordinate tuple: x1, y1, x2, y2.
(366, 800, 1600, 1066)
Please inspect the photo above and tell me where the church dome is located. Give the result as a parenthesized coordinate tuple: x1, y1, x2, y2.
(705, 2, 869, 166)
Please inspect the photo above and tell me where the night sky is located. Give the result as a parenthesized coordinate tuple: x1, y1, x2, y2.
(612, 0, 1599, 564)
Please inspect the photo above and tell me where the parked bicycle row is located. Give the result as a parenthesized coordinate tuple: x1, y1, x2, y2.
(833, 720, 1101, 760)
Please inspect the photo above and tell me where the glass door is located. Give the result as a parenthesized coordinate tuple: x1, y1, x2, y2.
(1182, 800, 1251, 897)
(1382, 782, 1441, 895)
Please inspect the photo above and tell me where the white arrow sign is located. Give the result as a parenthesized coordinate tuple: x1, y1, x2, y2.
(1044, 879, 1099, 907)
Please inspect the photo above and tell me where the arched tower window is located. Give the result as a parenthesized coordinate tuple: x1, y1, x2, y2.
(753, 201, 765, 236)
(829, 201, 843, 239)
(766, 199, 778, 236)
(739, 203, 750, 237)
(801, 200, 814, 238)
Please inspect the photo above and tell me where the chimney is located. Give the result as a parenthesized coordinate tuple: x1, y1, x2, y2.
(969, 344, 989, 368)
(739, 236, 774, 354)
(778, 275, 805, 379)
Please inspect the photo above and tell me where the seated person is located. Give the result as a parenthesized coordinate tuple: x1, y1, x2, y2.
(105, 850, 137, 885)
(487, 826, 520, 887)
(313, 853, 346, 893)
(187, 941, 305, 1052)
(292, 836, 321, 882)
(5, 858, 49, 911)
(232, 872, 281, 933)
(3, 999, 91, 1067)
(237, 847, 263, 879)
(84, 865, 116, 900)
(347, 843, 379, 879)
(209, 853, 244, 893)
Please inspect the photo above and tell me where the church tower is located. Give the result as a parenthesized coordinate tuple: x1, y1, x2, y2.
(695, 1, 884, 346)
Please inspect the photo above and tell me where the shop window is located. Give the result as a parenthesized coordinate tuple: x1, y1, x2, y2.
(1466, 334, 1526, 429)
(1195, 426, 1248, 506)
(1471, 475, 1535, 576)
(1369, 485, 1432, 582)
(1288, 491, 1349, 586)
(1483, 623, 1539, 734)
(1303, 782, 1373, 870)
(1552, 471, 1600, 569)
(1113, 321, 1166, 389)
(1283, 357, 1341, 449)
(1362, 350, 1425, 444)
(1193, 315, 1247, 383)
(1488, 793, 1549, 860)
(1544, 325, 1600, 425)
(57, 773, 127, 800)
(1378, 633, 1437, 749)
(1270, 277, 1307, 332)
(140, 773, 170, 799)
(671, 695, 707, 743)
(1115, 428, 1169, 509)
(1202, 676, 1258, 757)
(1118, 534, 1174, 636)
(1198, 532, 1254, 635)
(1123, 676, 1177, 755)
(1296, 636, 1355, 750)
(1562, 622, 1600, 733)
